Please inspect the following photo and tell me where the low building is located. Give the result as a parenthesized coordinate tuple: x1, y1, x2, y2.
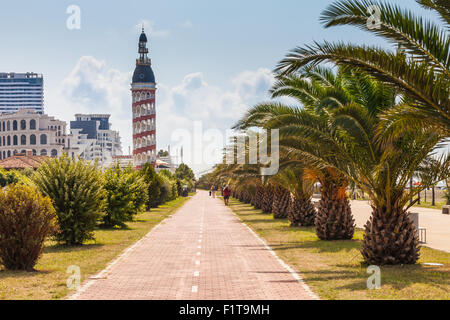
(108, 155, 134, 168)
(0, 109, 77, 160)
(0, 150, 47, 170)
(155, 155, 177, 173)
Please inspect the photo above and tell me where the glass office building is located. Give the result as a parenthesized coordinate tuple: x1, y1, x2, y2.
(0, 73, 44, 114)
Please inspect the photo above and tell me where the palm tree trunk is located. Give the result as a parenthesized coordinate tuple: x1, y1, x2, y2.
(361, 207, 420, 265)
(315, 179, 355, 240)
(432, 186, 435, 206)
(254, 186, 264, 209)
(261, 185, 274, 213)
(410, 178, 413, 205)
(272, 187, 290, 219)
(288, 194, 316, 226)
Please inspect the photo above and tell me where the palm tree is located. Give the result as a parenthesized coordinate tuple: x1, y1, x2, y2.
(235, 67, 358, 241)
(270, 168, 306, 219)
(212, 162, 262, 204)
(275, 0, 449, 136)
(274, 166, 316, 226)
(236, 68, 449, 264)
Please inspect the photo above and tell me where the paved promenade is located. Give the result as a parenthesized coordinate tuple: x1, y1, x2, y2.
(70, 191, 317, 300)
(350, 200, 450, 253)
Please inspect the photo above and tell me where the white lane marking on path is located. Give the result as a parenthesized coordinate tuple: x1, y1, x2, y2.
(197, 245, 201, 249)
(192, 286, 198, 293)
(196, 252, 201, 256)
(241, 222, 320, 300)
(194, 271, 200, 277)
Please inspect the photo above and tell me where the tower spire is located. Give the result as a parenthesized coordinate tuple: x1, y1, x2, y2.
(137, 27, 150, 66)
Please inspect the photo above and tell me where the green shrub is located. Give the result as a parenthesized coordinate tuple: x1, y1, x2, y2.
(0, 168, 21, 187)
(102, 163, 149, 228)
(0, 184, 56, 271)
(171, 183, 179, 200)
(176, 179, 183, 195)
(127, 166, 149, 217)
(159, 170, 179, 201)
(32, 154, 105, 245)
(181, 177, 195, 192)
(158, 169, 174, 179)
(158, 174, 176, 204)
(140, 163, 162, 209)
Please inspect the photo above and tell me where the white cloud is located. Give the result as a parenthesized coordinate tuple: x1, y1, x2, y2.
(157, 68, 275, 174)
(47, 56, 275, 175)
(46, 56, 132, 155)
(181, 20, 193, 28)
(134, 19, 170, 38)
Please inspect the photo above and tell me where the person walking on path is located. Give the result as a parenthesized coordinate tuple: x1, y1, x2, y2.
(211, 185, 216, 198)
(223, 185, 231, 206)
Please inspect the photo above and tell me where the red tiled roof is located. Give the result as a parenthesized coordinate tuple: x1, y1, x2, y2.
(0, 154, 49, 170)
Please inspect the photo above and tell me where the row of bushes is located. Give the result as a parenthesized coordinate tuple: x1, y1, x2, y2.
(0, 155, 195, 271)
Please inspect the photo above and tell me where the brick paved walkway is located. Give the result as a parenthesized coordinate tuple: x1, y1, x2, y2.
(69, 191, 317, 300)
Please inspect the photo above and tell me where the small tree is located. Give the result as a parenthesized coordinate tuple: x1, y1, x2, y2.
(159, 169, 179, 201)
(175, 163, 195, 181)
(158, 150, 169, 157)
(32, 155, 105, 245)
(159, 169, 174, 179)
(102, 163, 148, 228)
(140, 163, 162, 208)
(0, 185, 56, 271)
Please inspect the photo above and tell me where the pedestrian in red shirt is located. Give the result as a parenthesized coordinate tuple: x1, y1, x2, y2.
(223, 185, 231, 206)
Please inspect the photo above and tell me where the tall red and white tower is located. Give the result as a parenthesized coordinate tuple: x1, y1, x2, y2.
(131, 28, 156, 168)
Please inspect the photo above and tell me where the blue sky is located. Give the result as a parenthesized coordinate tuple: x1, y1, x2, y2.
(0, 0, 442, 174)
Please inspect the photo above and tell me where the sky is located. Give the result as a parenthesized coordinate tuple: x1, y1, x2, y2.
(0, 0, 443, 175)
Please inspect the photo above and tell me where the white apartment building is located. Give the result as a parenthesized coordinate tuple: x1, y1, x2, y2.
(0, 109, 79, 159)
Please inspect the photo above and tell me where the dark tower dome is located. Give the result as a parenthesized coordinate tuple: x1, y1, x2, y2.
(132, 65, 155, 83)
(139, 31, 148, 43)
(132, 28, 155, 84)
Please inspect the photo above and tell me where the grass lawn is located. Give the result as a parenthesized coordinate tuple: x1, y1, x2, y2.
(0, 195, 193, 300)
(413, 201, 446, 210)
(228, 198, 450, 300)
(354, 197, 445, 210)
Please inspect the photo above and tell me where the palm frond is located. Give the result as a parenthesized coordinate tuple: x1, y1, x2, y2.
(275, 41, 449, 129)
(416, 0, 450, 27)
(320, 0, 450, 73)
